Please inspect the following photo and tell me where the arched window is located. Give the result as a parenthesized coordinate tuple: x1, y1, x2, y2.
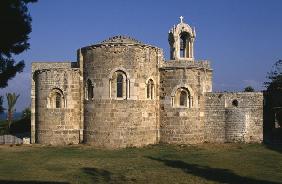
(109, 70, 129, 99)
(55, 92, 62, 108)
(180, 35, 185, 58)
(147, 79, 154, 99)
(117, 73, 123, 98)
(47, 88, 64, 109)
(179, 91, 187, 106)
(174, 87, 191, 108)
(87, 79, 94, 100)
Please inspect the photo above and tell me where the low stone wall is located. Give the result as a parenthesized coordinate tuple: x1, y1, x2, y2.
(204, 92, 263, 143)
(160, 108, 204, 144)
(204, 93, 227, 143)
(0, 134, 30, 144)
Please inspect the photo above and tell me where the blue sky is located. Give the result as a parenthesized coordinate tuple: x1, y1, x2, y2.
(2, 0, 282, 111)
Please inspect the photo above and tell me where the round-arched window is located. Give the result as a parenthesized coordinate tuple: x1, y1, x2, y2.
(173, 87, 191, 108)
(180, 91, 187, 106)
(47, 88, 64, 109)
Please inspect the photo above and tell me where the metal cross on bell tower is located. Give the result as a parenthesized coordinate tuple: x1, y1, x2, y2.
(180, 16, 184, 23)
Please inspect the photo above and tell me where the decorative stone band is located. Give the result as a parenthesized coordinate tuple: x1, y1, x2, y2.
(33, 68, 80, 78)
(80, 42, 162, 52)
(37, 129, 80, 134)
(160, 60, 211, 70)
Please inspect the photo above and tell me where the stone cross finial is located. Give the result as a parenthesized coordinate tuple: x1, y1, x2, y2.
(180, 16, 184, 23)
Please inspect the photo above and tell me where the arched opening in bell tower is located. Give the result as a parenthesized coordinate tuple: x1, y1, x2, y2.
(168, 17, 196, 60)
(179, 32, 191, 58)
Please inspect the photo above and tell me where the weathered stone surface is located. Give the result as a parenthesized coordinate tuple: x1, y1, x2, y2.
(32, 67, 81, 145)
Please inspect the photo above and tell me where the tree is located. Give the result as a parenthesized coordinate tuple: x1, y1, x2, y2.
(244, 86, 255, 92)
(0, 0, 37, 111)
(0, 96, 4, 113)
(21, 107, 31, 119)
(6, 93, 20, 129)
(265, 60, 282, 128)
(264, 60, 282, 91)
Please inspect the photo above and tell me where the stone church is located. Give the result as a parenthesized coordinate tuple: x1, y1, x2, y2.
(31, 18, 263, 148)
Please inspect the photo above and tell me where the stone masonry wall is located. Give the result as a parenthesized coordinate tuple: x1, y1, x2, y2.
(204, 93, 226, 143)
(84, 100, 158, 148)
(81, 43, 162, 100)
(31, 62, 76, 143)
(81, 42, 162, 148)
(159, 60, 212, 144)
(204, 92, 263, 143)
(33, 68, 81, 145)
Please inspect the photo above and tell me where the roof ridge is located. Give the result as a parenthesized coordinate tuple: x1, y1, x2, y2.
(101, 35, 143, 44)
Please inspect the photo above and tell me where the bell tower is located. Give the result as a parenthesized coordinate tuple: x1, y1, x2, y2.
(168, 16, 196, 60)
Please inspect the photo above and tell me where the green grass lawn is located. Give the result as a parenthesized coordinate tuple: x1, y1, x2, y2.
(0, 143, 281, 184)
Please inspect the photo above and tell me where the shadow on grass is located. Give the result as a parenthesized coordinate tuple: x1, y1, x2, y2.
(146, 156, 280, 184)
(264, 143, 282, 154)
(0, 180, 69, 184)
(264, 127, 282, 154)
(82, 167, 128, 183)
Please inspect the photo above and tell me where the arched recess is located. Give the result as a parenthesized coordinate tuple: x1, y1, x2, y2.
(108, 67, 131, 79)
(47, 88, 65, 109)
(174, 87, 191, 107)
(179, 32, 192, 58)
(146, 78, 155, 100)
(109, 68, 130, 99)
(85, 79, 94, 100)
(171, 84, 194, 108)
